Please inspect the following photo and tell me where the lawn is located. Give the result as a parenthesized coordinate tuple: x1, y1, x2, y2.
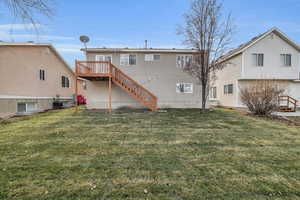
(1, 108, 300, 200)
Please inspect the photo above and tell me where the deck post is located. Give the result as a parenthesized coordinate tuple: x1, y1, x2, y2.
(108, 62, 112, 113)
(75, 60, 79, 112)
(108, 76, 112, 113)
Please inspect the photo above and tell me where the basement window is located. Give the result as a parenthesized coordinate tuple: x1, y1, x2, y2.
(17, 102, 38, 113)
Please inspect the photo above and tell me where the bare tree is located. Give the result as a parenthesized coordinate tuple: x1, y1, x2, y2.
(1, 0, 54, 26)
(178, 0, 234, 110)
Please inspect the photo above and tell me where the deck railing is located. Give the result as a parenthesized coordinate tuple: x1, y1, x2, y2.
(76, 61, 111, 75)
(75, 60, 157, 111)
(278, 96, 298, 112)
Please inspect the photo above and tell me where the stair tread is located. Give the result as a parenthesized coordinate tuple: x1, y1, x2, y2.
(111, 70, 157, 111)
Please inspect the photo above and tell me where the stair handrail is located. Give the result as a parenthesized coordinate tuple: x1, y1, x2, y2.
(279, 95, 298, 112)
(75, 60, 157, 111)
(110, 64, 157, 101)
(110, 64, 157, 110)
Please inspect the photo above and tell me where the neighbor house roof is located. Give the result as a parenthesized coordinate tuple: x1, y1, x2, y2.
(0, 42, 74, 74)
(218, 27, 300, 63)
(82, 48, 199, 54)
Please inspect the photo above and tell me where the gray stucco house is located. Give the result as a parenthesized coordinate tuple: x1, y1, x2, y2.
(75, 48, 205, 111)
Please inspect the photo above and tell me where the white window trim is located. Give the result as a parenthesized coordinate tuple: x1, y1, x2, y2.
(95, 55, 113, 63)
(145, 54, 161, 61)
(145, 54, 154, 61)
(17, 102, 38, 113)
(210, 87, 217, 100)
(252, 53, 264, 67)
(176, 55, 193, 69)
(176, 83, 193, 94)
(224, 84, 233, 95)
(120, 54, 137, 66)
(39, 69, 46, 81)
(62, 76, 71, 88)
(83, 81, 87, 90)
(280, 54, 292, 67)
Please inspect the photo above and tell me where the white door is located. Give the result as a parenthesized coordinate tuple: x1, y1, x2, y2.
(95, 55, 112, 73)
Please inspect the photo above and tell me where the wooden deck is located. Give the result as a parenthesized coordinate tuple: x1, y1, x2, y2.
(75, 60, 157, 112)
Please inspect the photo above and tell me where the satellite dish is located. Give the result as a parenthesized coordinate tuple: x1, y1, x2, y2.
(80, 35, 90, 43)
(79, 35, 90, 51)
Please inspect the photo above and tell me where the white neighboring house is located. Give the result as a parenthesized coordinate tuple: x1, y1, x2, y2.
(210, 28, 300, 109)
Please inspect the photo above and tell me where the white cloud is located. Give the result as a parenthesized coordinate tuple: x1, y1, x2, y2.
(0, 32, 75, 41)
(0, 23, 75, 42)
(0, 23, 44, 31)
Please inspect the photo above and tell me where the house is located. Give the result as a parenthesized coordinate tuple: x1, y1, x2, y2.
(210, 28, 300, 109)
(76, 48, 205, 111)
(0, 42, 77, 118)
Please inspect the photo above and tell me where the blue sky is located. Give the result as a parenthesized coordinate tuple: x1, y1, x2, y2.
(0, 0, 300, 67)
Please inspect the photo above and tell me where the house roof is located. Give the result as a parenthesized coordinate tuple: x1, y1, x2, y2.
(0, 42, 74, 74)
(218, 27, 300, 63)
(82, 47, 199, 54)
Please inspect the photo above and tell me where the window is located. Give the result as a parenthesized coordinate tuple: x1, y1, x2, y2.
(154, 54, 161, 60)
(62, 76, 70, 88)
(83, 81, 87, 90)
(17, 103, 26, 113)
(17, 102, 37, 113)
(145, 54, 161, 61)
(281, 54, 292, 66)
(176, 83, 193, 94)
(210, 87, 217, 99)
(39, 69, 45, 80)
(177, 55, 193, 69)
(253, 53, 264, 66)
(26, 103, 37, 112)
(95, 55, 112, 62)
(224, 84, 233, 95)
(129, 55, 136, 65)
(120, 54, 137, 66)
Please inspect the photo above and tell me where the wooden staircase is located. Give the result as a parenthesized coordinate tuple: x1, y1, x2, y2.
(110, 65, 157, 111)
(278, 96, 298, 112)
(75, 61, 157, 111)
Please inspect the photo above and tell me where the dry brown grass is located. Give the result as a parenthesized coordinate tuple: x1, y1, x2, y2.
(0, 108, 300, 199)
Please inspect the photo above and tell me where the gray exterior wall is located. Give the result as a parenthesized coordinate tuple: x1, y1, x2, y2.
(211, 54, 242, 107)
(85, 52, 204, 109)
(242, 33, 300, 80)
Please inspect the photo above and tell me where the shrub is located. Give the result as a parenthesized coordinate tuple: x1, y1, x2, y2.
(77, 95, 86, 105)
(240, 80, 285, 116)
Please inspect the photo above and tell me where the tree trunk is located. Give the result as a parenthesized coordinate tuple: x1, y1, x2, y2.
(201, 82, 207, 110)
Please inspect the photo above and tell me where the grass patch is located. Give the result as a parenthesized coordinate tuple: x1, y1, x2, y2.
(0, 108, 300, 199)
